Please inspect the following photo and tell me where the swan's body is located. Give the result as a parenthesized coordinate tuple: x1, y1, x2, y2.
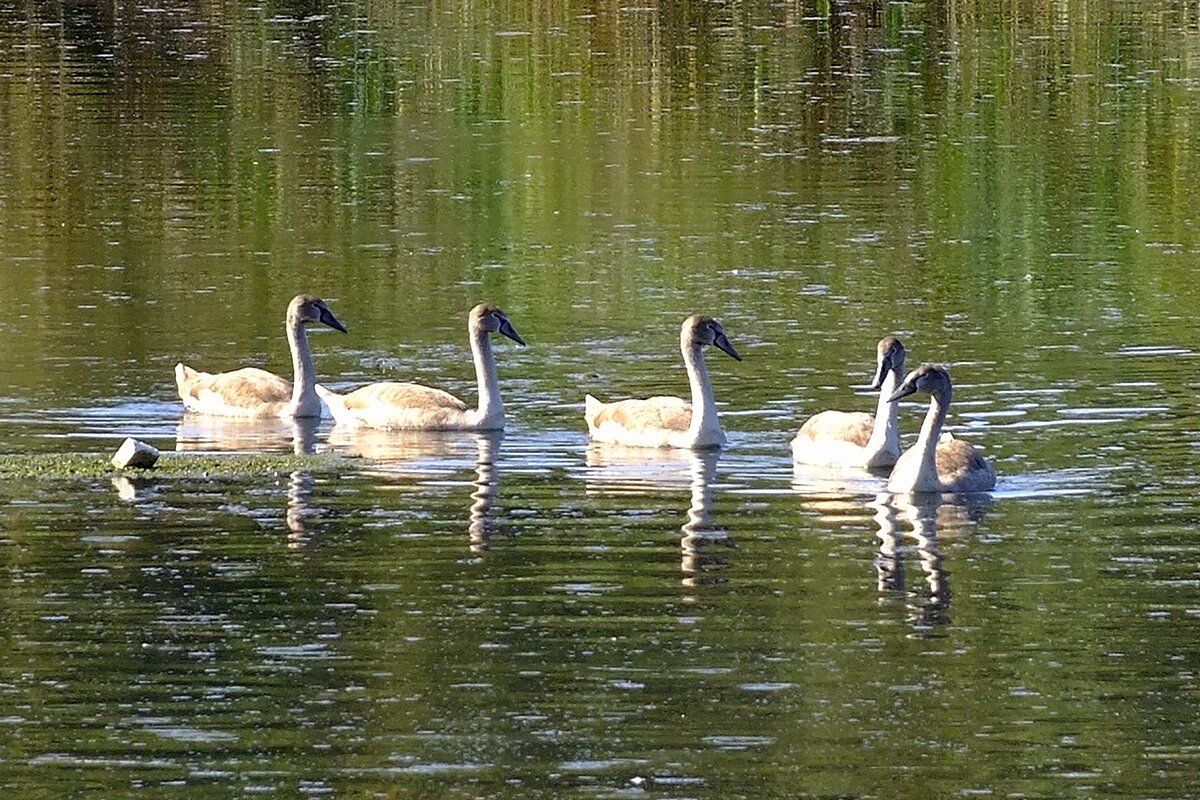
(175, 294, 346, 419)
(317, 304, 524, 432)
(791, 336, 905, 468)
(887, 364, 996, 494)
(584, 315, 741, 449)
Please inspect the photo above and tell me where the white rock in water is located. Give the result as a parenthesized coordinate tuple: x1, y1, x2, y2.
(112, 438, 160, 469)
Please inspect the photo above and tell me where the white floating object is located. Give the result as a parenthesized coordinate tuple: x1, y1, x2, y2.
(112, 438, 160, 469)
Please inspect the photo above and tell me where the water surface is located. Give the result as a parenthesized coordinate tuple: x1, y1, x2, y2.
(2, 1, 1200, 797)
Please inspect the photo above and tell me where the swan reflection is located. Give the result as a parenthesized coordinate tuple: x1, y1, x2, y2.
(328, 426, 504, 553)
(174, 413, 319, 454)
(286, 468, 319, 546)
(585, 444, 730, 587)
(468, 434, 502, 553)
(326, 425, 458, 467)
(679, 449, 729, 587)
(791, 459, 886, 498)
(871, 492, 990, 629)
(173, 415, 325, 544)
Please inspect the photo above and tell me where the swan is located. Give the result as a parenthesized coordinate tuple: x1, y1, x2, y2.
(584, 314, 741, 449)
(317, 304, 524, 431)
(887, 364, 996, 494)
(175, 294, 346, 419)
(791, 335, 906, 468)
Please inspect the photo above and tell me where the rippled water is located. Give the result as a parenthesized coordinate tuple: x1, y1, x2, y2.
(2, 1, 1200, 797)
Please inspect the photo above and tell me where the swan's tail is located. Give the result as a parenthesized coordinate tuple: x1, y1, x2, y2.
(174, 363, 203, 406)
(174, 363, 196, 389)
(584, 394, 604, 430)
(315, 384, 348, 423)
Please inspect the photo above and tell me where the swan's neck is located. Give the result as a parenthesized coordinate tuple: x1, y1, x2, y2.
(864, 366, 902, 463)
(910, 388, 950, 490)
(469, 325, 503, 427)
(683, 338, 721, 442)
(286, 316, 320, 415)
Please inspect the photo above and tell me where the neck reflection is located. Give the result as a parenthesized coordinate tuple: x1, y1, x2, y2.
(468, 432, 503, 554)
(583, 443, 732, 589)
(286, 467, 319, 547)
(679, 449, 729, 588)
(870, 492, 950, 628)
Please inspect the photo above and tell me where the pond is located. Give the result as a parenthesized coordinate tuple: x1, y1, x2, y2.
(1, 1, 1199, 797)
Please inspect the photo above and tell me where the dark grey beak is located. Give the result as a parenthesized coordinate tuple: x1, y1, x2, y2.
(887, 380, 918, 403)
(498, 317, 526, 346)
(714, 333, 742, 362)
(319, 307, 348, 334)
(869, 352, 890, 391)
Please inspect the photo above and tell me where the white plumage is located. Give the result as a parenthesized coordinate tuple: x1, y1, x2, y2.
(584, 314, 741, 449)
(791, 336, 906, 469)
(886, 364, 996, 494)
(318, 304, 524, 432)
(175, 294, 346, 419)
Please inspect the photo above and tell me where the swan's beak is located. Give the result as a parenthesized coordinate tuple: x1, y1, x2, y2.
(714, 333, 741, 361)
(887, 379, 918, 403)
(868, 353, 890, 390)
(498, 318, 526, 346)
(319, 307, 348, 334)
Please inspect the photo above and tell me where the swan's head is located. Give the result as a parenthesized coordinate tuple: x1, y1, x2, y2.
(470, 303, 526, 346)
(683, 314, 741, 361)
(289, 294, 348, 333)
(889, 363, 952, 403)
(870, 335, 906, 390)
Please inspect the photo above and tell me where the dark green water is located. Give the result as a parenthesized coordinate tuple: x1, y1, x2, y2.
(2, 1, 1200, 796)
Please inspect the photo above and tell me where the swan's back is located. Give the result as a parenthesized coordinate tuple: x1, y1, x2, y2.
(176, 364, 293, 417)
(794, 410, 873, 448)
(934, 435, 996, 492)
(585, 395, 693, 432)
(791, 335, 905, 467)
(889, 433, 995, 493)
(585, 394, 693, 446)
(791, 410, 875, 464)
(319, 382, 472, 430)
(342, 382, 468, 413)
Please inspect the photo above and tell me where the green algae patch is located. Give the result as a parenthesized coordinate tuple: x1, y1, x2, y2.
(0, 451, 357, 481)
